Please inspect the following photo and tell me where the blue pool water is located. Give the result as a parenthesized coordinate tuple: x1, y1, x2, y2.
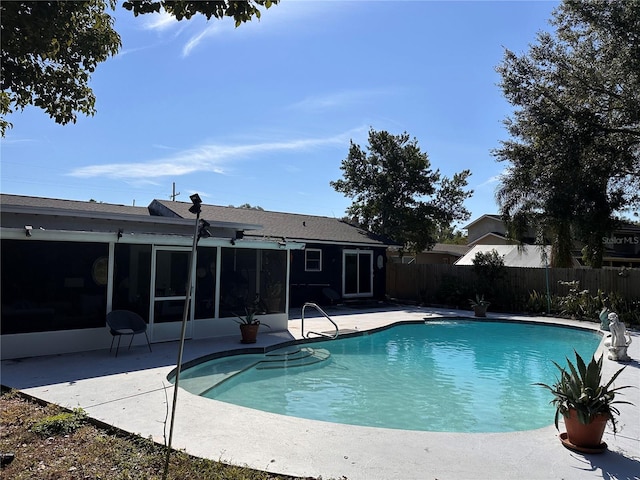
(177, 320, 601, 432)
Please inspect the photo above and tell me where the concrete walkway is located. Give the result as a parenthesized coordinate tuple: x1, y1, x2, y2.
(2, 306, 639, 480)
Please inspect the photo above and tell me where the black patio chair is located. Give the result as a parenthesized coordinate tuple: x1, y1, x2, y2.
(322, 287, 341, 305)
(106, 310, 152, 357)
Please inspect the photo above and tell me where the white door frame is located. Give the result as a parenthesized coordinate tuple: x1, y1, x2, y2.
(150, 245, 193, 342)
(342, 249, 374, 298)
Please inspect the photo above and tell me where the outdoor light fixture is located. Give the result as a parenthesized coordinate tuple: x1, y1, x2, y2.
(188, 193, 202, 214)
(25, 225, 33, 237)
(117, 228, 123, 240)
(166, 192, 203, 475)
(230, 238, 236, 245)
(197, 219, 211, 241)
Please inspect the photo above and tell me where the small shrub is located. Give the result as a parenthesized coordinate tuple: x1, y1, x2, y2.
(525, 290, 548, 313)
(31, 407, 87, 436)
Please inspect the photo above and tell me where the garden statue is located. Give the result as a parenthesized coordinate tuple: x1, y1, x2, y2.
(606, 312, 632, 362)
(599, 307, 611, 331)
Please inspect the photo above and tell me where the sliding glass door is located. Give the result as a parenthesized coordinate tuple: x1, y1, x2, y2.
(342, 249, 373, 298)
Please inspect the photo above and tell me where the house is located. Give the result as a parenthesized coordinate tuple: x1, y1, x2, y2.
(0, 194, 392, 360)
(461, 214, 640, 268)
(455, 244, 558, 268)
(387, 243, 469, 265)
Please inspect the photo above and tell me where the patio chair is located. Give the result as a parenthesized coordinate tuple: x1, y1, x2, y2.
(106, 310, 152, 357)
(322, 287, 341, 305)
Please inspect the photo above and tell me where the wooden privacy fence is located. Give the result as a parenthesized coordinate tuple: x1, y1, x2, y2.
(386, 263, 640, 308)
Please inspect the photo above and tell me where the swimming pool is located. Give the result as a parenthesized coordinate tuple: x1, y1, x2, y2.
(176, 320, 602, 433)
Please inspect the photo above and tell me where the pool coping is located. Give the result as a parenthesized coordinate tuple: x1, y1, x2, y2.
(2, 306, 639, 480)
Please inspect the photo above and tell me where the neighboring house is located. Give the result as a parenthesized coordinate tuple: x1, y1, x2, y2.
(1, 194, 392, 359)
(455, 244, 562, 268)
(388, 243, 469, 265)
(600, 223, 640, 268)
(462, 214, 640, 268)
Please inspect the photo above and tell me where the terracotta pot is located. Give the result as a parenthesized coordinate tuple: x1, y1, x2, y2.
(473, 305, 488, 317)
(564, 409, 609, 448)
(239, 323, 260, 344)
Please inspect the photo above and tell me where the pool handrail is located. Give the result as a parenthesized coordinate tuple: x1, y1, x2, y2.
(301, 302, 339, 339)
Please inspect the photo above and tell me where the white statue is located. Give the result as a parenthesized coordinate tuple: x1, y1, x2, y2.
(607, 312, 632, 362)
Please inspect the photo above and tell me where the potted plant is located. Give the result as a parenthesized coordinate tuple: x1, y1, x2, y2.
(535, 351, 632, 452)
(469, 294, 490, 317)
(234, 307, 270, 344)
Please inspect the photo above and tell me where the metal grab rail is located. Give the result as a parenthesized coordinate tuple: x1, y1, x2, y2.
(301, 302, 339, 339)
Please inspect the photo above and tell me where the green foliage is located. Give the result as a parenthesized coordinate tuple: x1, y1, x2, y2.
(523, 284, 639, 326)
(330, 128, 472, 254)
(435, 225, 468, 245)
(433, 275, 474, 308)
(31, 407, 87, 437)
(1, 0, 277, 135)
(471, 250, 506, 281)
(524, 290, 554, 314)
(556, 281, 606, 319)
(535, 351, 632, 433)
(468, 294, 489, 307)
(494, 0, 640, 268)
(1, 1, 122, 135)
(122, 0, 278, 27)
(607, 292, 640, 326)
(233, 203, 265, 210)
(234, 297, 270, 327)
(471, 249, 506, 302)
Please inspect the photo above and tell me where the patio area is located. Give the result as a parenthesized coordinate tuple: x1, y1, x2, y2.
(1, 305, 639, 480)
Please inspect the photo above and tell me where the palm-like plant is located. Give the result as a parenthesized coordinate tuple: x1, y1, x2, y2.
(535, 351, 632, 433)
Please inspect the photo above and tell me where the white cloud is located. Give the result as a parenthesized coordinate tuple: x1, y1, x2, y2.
(476, 168, 508, 189)
(288, 88, 399, 112)
(142, 11, 179, 31)
(67, 130, 359, 180)
(182, 22, 225, 56)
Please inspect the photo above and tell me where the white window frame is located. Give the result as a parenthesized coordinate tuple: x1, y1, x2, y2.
(305, 248, 322, 272)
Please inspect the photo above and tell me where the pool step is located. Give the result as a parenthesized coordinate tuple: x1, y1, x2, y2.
(179, 353, 264, 396)
(181, 346, 332, 396)
(257, 346, 331, 369)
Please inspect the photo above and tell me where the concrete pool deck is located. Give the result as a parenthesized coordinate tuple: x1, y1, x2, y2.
(1, 305, 639, 480)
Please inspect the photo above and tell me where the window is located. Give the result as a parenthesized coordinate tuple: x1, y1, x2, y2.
(1, 240, 109, 334)
(305, 249, 322, 272)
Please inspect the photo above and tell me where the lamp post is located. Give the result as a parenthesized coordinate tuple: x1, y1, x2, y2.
(163, 193, 209, 478)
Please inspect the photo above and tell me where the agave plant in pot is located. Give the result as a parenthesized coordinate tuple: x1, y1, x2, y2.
(469, 294, 490, 317)
(234, 307, 270, 344)
(535, 351, 632, 453)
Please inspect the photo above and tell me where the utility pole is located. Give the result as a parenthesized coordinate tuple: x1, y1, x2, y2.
(170, 182, 180, 201)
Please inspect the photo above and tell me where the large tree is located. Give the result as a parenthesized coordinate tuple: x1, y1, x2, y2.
(494, 0, 640, 267)
(0, 0, 277, 136)
(330, 128, 472, 255)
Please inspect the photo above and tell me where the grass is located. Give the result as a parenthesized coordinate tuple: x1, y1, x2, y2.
(0, 390, 321, 480)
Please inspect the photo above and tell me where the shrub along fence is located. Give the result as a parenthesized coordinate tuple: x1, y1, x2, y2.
(386, 263, 640, 324)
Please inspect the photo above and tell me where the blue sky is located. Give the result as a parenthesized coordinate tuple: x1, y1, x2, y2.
(1, 0, 558, 227)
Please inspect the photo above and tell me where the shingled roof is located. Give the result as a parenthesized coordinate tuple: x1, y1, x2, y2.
(150, 199, 394, 247)
(0, 193, 151, 217)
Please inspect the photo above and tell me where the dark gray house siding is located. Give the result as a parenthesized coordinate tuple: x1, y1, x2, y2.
(289, 244, 388, 306)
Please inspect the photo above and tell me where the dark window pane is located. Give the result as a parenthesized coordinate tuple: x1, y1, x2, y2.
(1, 240, 108, 333)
